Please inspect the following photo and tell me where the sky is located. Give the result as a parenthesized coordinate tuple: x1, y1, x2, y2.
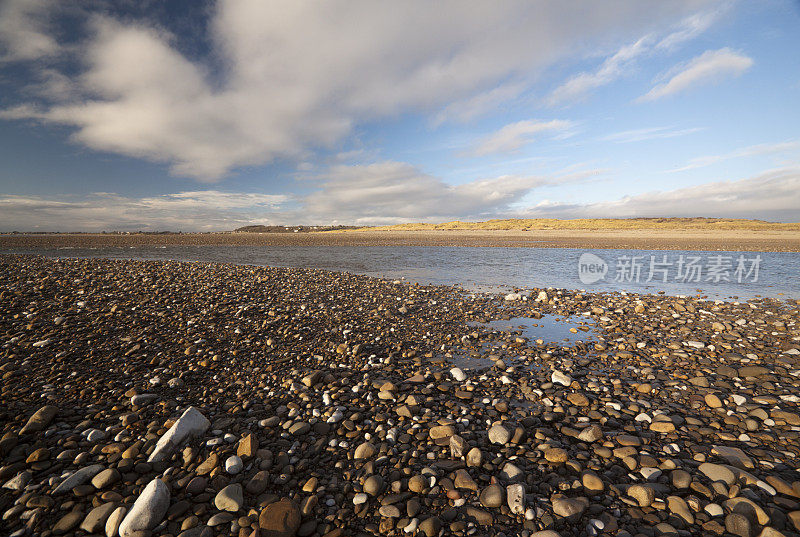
(0, 0, 799, 231)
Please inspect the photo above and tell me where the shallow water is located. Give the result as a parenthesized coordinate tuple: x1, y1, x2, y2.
(448, 314, 598, 371)
(2, 244, 798, 299)
(475, 315, 599, 345)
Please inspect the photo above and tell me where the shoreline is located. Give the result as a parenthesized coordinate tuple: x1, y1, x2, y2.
(2, 228, 800, 252)
(1, 255, 799, 536)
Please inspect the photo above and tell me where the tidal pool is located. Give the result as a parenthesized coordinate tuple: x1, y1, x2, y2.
(447, 314, 599, 370)
(474, 314, 598, 345)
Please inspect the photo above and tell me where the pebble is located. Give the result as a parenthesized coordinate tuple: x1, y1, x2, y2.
(363, 474, 384, 496)
(105, 507, 126, 537)
(52, 464, 104, 494)
(488, 423, 511, 445)
(148, 406, 210, 462)
(53, 510, 83, 534)
(551, 370, 572, 386)
(214, 483, 243, 512)
(628, 484, 655, 507)
(79, 502, 117, 533)
(507, 483, 525, 514)
(552, 496, 588, 518)
(582, 472, 604, 493)
(699, 462, 736, 485)
(118, 478, 170, 537)
(450, 367, 466, 381)
(91, 468, 120, 489)
(224, 455, 243, 474)
(354, 441, 376, 459)
(419, 517, 442, 537)
(258, 499, 300, 535)
(480, 484, 506, 508)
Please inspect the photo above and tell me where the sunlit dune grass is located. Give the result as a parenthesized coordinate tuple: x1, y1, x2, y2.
(354, 218, 800, 231)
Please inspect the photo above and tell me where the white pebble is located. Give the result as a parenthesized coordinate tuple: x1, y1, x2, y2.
(225, 456, 243, 475)
(404, 518, 419, 533)
(450, 367, 466, 382)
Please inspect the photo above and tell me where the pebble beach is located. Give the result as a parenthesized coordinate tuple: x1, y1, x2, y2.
(2, 254, 800, 537)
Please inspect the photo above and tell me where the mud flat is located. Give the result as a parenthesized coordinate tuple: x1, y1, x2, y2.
(1, 255, 800, 537)
(2, 228, 800, 252)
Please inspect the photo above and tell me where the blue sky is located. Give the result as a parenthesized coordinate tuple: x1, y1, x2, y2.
(0, 0, 799, 230)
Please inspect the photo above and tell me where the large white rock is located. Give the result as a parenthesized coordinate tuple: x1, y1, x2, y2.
(53, 464, 104, 494)
(118, 479, 170, 537)
(148, 406, 210, 462)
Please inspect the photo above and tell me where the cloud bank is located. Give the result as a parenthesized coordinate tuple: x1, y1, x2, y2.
(523, 167, 800, 221)
(0, 161, 602, 230)
(0, 190, 288, 231)
(671, 140, 800, 172)
(3, 164, 798, 231)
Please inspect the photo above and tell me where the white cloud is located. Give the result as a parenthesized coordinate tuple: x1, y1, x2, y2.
(670, 140, 800, 172)
(1, 0, 715, 180)
(0, 0, 58, 62)
(469, 119, 575, 157)
(655, 10, 720, 51)
(639, 48, 753, 101)
(0, 190, 288, 231)
(519, 167, 800, 221)
(602, 126, 704, 143)
(303, 161, 601, 225)
(546, 9, 722, 106)
(432, 83, 525, 125)
(547, 36, 651, 106)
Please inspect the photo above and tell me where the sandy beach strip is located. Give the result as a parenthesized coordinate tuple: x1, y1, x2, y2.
(2, 228, 800, 251)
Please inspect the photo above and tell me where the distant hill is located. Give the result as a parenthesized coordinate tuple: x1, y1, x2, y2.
(364, 217, 800, 231)
(234, 225, 361, 233)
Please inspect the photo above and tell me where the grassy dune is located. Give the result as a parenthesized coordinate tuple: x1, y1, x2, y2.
(364, 217, 800, 231)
